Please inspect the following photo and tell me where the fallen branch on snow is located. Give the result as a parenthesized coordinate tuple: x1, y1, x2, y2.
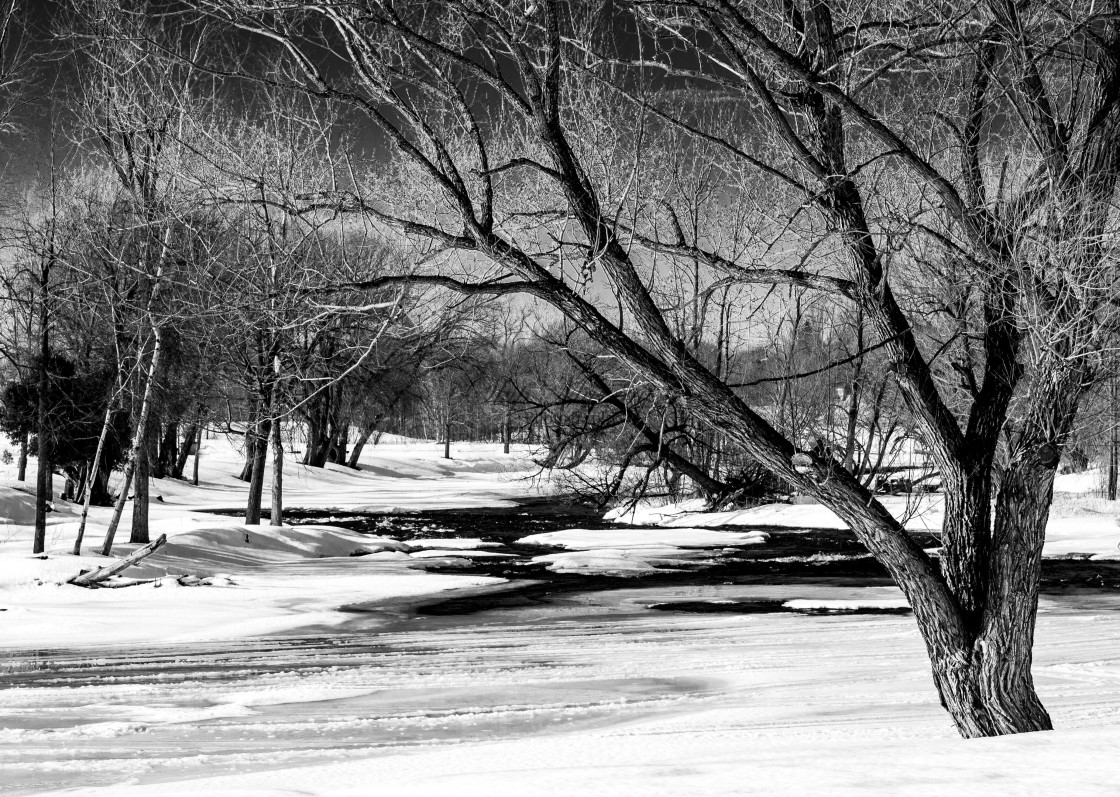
(68, 534, 167, 587)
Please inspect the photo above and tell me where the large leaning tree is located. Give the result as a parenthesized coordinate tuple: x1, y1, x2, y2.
(178, 0, 1120, 737)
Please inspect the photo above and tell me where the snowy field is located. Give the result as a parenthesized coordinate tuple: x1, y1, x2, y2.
(2, 438, 1120, 795)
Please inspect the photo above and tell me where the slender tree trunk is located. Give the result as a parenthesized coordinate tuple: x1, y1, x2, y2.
(503, 408, 511, 454)
(33, 312, 50, 555)
(129, 424, 151, 544)
(192, 425, 202, 486)
(443, 421, 451, 460)
(1109, 377, 1117, 500)
(270, 406, 283, 527)
(72, 400, 117, 555)
(101, 327, 163, 557)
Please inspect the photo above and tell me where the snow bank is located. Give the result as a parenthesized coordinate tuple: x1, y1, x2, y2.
(783, 597, 910, 612)
(520, 527, 768, 550)
(518, 527, 768, 576)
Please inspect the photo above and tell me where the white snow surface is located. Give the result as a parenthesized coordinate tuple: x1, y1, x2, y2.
(609, 489, 1120, 559)
(0, 438, 541, 648)
(519, 527, 769, 576)
(4, 440, 1120, 795)
(520, 526, 769, 550)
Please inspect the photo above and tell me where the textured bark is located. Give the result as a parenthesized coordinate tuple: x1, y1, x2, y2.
(129, 427, 150, 545)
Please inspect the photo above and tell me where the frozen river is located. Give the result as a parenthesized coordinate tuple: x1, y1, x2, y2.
(6, 581, 1120, 795)
(0, 578, 936, 794)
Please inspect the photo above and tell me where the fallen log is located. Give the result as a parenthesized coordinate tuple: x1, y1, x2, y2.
(69, 534, 167, 587)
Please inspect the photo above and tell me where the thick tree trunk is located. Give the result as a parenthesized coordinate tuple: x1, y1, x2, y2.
(301, 392, 332, 467)
(129, 425, 150, 545)
(443, 422, 451, 460)
(173, 423, 197, 479)
(17, 431, 27, 481)
(328, 420, 349, 465)
(154, 420, 177, 479)
(921, 465, 1054, 738)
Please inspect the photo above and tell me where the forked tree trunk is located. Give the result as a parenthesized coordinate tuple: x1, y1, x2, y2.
(921, 465, 1054, 738)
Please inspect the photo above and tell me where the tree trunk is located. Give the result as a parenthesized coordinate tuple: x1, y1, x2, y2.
(1109, 377, 1117, 501)
(173, 423, 197, 479)
(443, 422, 451, 460)
(270, 408, 283, 527)
(101, 327, 163, 557)
(33, 302, 50, 554)
(347, 418, 382, 469)
(301, 391, 332, 467)
(17, 431, 27, 481)
(73, 400, 117, 555)
(503, 409, 511, 454)
(154, 419, 177, 479)
(237, 425, 256, 482)
(920, 464, 1054, 738)
(192, 425, 202, 486)
(245, 415, 269, 525)
(129, 424, 150, 545)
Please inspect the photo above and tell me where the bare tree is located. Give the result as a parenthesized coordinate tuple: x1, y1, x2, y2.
(181, 1, 1120, 737)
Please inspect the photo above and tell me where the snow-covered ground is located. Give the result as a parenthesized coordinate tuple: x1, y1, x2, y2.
(0, 435, 543, 648)
(3, 439, 1120, 795)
